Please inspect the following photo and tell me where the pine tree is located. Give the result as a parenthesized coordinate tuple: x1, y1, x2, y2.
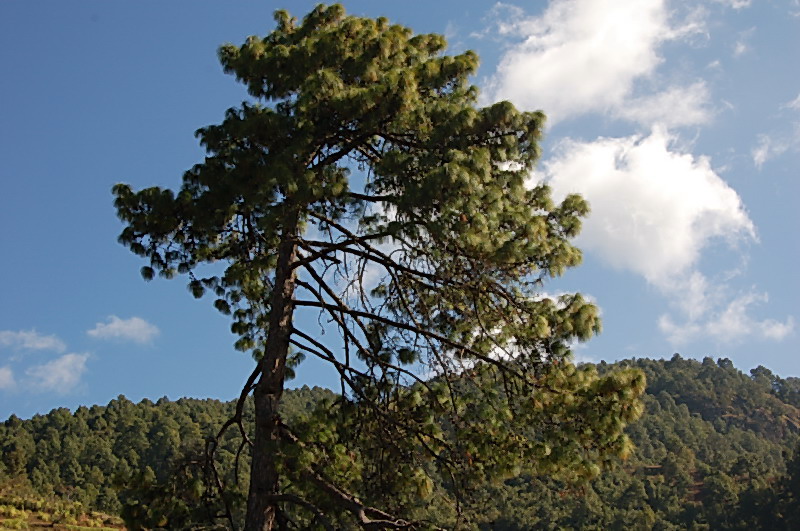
(113, 5, 644, 529)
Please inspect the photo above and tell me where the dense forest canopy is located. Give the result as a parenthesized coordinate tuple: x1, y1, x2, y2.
(2, 356, 799, 529)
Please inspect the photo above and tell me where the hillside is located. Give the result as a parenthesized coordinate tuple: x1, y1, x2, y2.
(471, 356, 800, 529)
(1, 356, 798, 529)
(0, 478, 124, 530)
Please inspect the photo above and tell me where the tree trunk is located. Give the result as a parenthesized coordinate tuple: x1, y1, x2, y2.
(245, 210, 299, 531)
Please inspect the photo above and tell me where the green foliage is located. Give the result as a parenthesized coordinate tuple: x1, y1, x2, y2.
(0, 517, 29, 529)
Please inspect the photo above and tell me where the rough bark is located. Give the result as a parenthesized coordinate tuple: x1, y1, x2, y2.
(245, 210, 299, 531)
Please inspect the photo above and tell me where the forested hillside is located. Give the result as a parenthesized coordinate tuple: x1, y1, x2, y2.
(2, 356, 798, 529)
(472, 356, 800, 529)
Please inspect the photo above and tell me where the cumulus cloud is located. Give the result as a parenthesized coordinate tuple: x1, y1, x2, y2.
(87, 316, 159, 344)
(24, 353, 89, 394)
(483, 0, 707, 124)
(542, 128, 755, 285)
(0, 329, 66, 353)
(538, 128, 794, 344)
(0, 366, 14, 390)
(479, 1, 791, 346)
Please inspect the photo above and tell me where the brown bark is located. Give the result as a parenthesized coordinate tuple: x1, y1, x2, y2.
(245, 209, 299, 531)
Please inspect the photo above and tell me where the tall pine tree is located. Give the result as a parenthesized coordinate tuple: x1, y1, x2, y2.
(113, 5, 644, 529)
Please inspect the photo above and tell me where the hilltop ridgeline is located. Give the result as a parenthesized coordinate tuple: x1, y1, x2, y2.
(1, 356, 799, 529)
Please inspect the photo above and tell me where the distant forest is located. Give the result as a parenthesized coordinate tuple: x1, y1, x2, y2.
(2, 355, 799, 529)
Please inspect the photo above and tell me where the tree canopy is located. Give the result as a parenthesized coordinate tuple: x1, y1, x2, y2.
(113, 4, 644, 529)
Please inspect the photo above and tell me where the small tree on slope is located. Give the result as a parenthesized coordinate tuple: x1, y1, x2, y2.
(113, 5, 644, 530)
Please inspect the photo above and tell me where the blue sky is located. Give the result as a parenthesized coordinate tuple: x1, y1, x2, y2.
(1, 0, 798, 420)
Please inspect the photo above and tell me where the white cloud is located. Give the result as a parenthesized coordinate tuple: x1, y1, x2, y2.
(712, 292, 794, 341)
(761, 317, 796, 340)
(24, 353, 89, 394)
(538, 128, 794, 344)
(616, 81, 713, 128)
(732, 28, 754, 58)
(470, 3, 527, 40)
(483, 0, 706, 124)
(480, 1, 791, 348)
(712, 0, 752, 9)
(0, 366, 14, 390)
(87, 316, 159, 344)
(753, 95, 800, 167)
(542, 128, 755, 285)
(752, 129, 800, 168)
(0, 329, 66, 353)
(659, 291, 794, 344)
(665, 271, 716, 322)
(752, 134, 778, 168)
(571, 349, 597, 365)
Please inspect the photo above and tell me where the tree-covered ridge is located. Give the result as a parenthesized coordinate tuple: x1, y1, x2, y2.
(0, 388, 333, 520)
(476, 355, 800, 529)
(1, 357, 798, 529)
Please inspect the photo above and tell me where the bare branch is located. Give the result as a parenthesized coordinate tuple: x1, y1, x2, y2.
(302, 213, 441, 283)
(266, 494, 335, 531)
(293, 299, 523, 378)
(204, 438, 238, 531)
(215, 360, 260, 447)
(293, 232, 393, 271)
(346, 191, 396, 203)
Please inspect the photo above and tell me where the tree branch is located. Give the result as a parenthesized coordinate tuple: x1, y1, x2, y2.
(302, 213, 442, 283)
(266, 494, 335, 531)
(346, 191, 396, 203)
(293, 299, 523, 378)
(278, 425, 445, 530)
